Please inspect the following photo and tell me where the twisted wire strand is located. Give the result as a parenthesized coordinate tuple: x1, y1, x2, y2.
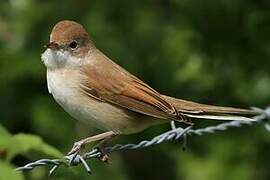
(15, 107, 270, 175)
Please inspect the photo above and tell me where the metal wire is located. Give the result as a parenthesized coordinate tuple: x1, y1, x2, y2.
(15, 107, 270, 175)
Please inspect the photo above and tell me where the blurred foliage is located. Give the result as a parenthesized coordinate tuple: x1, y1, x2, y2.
(0, 125, 62, 180)
(0, 0, 270, 179)
(0, 125, 62, 160)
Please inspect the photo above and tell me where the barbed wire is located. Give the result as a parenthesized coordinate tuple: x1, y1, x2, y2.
(15, 107, 270, 175)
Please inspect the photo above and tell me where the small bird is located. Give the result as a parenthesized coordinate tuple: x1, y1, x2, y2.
(41, 20, 257, 156)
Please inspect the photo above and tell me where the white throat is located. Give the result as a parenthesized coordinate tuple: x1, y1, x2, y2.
(41, 49, 83, 69)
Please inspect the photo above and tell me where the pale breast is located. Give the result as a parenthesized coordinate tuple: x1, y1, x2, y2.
(46, 68, 159, 134)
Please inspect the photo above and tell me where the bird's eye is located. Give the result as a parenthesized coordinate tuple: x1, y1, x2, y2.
(68, 41, 78, 49)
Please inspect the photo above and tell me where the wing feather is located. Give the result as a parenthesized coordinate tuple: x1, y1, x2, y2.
(79, 54, 181, 121)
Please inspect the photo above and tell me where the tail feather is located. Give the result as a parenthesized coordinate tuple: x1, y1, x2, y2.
(162, 95, 258, 121)
(182, 114, 255, 121)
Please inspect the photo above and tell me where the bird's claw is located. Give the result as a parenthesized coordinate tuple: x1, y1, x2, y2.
(95, 147, 111, 163)
(68, 141, 86, 155)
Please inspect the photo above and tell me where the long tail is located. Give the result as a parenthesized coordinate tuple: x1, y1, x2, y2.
(162, 95, 259, 121)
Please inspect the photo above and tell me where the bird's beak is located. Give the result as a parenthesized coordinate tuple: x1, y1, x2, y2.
(44, 42, 59, 50)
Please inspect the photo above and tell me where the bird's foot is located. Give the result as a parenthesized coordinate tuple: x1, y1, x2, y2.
(95, 146, 111, 163)
(68, 140, 86, 156)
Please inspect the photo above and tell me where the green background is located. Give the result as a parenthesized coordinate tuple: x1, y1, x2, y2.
(0, 0, 270, 179)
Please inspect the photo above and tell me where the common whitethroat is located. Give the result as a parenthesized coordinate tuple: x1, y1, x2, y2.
(41, 20, 257, 156)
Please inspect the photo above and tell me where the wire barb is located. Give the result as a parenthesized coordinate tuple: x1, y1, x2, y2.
(15, 107, 270, 175)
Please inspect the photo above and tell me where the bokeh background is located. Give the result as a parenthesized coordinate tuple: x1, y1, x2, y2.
(1, 0, 270, 179)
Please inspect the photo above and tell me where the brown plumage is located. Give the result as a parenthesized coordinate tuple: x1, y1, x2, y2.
(79, 47, 257, 124)
(50, 20, 89, 44)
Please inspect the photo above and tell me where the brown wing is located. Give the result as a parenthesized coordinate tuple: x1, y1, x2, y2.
(79, 52, 182, 121)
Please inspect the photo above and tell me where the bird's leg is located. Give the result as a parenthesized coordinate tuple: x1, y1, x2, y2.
(68, 131, 116, 155)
